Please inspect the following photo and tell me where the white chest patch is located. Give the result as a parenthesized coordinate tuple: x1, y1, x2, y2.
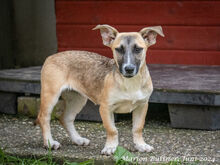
(109, 90, 147, 104)
(108, 88, 151, 113)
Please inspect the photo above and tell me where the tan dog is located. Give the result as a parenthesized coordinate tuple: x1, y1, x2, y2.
(36, 24, 164, 155)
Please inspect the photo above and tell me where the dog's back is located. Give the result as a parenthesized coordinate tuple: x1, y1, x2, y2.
(41, 50, 115, 103)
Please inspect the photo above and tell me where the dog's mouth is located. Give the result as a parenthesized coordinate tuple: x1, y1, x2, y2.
(121, 70, 138, 78)
(122, 73, 136, 78)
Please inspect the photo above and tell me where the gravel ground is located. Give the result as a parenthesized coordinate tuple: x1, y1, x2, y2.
(0, 114, 219, 164)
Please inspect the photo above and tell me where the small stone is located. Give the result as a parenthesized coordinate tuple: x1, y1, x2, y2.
(121, 137, 125, 142)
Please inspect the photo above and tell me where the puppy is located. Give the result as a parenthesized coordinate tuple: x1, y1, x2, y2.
(36, 24, 164, 155)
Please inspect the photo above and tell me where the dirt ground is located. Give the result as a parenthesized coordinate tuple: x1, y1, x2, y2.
(0, 114, 219, 164)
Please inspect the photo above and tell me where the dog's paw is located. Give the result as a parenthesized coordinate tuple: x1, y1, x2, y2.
(44, 140, 61, 150)
(72, 137, 90, 146)
(101, 146, 117, 155)
(135, 143, 154, 152)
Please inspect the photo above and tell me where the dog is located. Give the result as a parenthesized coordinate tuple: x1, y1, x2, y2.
(36, 24, 164, 155)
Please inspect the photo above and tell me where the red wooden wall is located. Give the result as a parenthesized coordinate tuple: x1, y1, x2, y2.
(55, 0, 220, 65)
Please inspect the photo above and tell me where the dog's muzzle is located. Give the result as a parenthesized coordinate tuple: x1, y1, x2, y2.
(121, 64, 137, 78)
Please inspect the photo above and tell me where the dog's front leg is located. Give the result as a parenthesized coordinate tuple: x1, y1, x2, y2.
(132, 103, 154, 152)
(99, 105, 118, 155)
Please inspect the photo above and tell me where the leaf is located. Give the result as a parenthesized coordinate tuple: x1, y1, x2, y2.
(113, 146, 135, 164)
(79, 159, 94, 165)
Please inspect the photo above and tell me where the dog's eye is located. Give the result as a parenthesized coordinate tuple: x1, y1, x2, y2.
(115, 46, 125, 54)
(133, 45, 143, 54)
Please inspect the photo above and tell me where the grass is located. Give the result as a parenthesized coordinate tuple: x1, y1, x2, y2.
(0, 146, 201, 165)
(0, 147, 94, 165)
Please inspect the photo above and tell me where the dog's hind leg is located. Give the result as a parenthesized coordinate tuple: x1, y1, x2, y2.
(60, 91, 90, 146)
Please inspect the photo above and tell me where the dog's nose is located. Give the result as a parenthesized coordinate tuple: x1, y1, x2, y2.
(124, 65, 135, 74)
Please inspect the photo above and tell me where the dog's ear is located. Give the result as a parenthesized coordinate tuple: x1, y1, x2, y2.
(139, 26, 164, 47)
(93, 24, 119, 47)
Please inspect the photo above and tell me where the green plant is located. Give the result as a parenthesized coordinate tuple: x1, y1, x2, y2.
(113, 146, 137, 165)
(0, 147, 94, 165)
(63, 159, 94, 165)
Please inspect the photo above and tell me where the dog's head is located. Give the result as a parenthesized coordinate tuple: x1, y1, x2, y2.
(93, 25, 164, 78)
